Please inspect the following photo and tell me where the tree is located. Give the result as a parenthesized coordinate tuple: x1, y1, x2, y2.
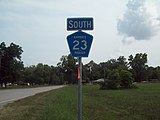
(50, 66, 64, 85)
(10, 60, 24, 83)
(23, 64, 64, 85)
(105, 59, 118, 70)
(82, 64, 91, 82)
(128, 53, 147, 82)
(86, 60, 101, 81)
(146, 66, 160, 82)
(116, 56, 128, 70)
(23, 65, 36, 85)
(57, 54, 77, 84)
(0, 42, 23, 87)
(99, 62, 107, 79)
(98, 56, 128, 80)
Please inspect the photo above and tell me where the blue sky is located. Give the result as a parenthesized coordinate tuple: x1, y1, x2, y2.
(0, 0, 160, 66)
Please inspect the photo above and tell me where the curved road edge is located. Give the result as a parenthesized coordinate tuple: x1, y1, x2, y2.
(0, 85, 65, 109)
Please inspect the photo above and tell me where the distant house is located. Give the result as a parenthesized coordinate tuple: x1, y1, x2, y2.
(92, 78, 105, 84)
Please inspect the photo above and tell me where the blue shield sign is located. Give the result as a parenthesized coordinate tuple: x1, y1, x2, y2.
(67, 31, 93, 57)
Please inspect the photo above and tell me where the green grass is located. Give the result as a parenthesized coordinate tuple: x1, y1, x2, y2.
(0, 83, 160, 120)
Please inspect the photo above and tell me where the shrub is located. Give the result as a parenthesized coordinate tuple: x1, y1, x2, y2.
(100, 69, 134, 90)
(119, 70, 134, 88)
(100, 69, 120, 89)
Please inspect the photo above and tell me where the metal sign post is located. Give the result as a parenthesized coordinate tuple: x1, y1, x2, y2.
(78, 57, 82, 120)
(67, 17, 94, 120)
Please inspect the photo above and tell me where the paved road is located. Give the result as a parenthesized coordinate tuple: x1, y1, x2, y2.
(0, 85, 64, 108)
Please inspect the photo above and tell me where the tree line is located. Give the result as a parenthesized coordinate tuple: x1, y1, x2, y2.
(0, 42, 160, 88)
(0, 42, 65, 87)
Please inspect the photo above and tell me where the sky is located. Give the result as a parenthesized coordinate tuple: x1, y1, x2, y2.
(0, 0, 160, 67)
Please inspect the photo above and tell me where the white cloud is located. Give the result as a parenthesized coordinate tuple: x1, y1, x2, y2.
(117, 0, 160, 43)
(1, 0, 160, 67)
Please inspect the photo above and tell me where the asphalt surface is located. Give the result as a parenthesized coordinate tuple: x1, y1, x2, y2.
(0, 85, 64, 109)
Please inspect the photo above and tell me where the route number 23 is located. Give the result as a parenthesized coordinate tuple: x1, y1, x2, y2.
(73, 40, 87, 50)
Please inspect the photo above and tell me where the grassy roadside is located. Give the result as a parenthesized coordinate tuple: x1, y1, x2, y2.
(0, 83, 160, 120)
(0, 86, 78, 120)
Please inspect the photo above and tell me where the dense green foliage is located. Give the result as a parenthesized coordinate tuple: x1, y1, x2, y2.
(128, 53, 148, 82)
(0, 42, 23, 87)
(0, 42, 64, 87)
(57, 54, 78, 84)
(22, 64, 63, 85)
(0, 83, 160, 120)
(0, 42, 160, 88)
(100, 69, 134, 89)
(119, 70, 134, 88)
(106, 69, 121, 89)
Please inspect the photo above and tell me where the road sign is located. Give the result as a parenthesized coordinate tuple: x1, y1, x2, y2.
(67, 31, 93, 57)
(66, 17, 94, 120)
(67, 18, 93, 31)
